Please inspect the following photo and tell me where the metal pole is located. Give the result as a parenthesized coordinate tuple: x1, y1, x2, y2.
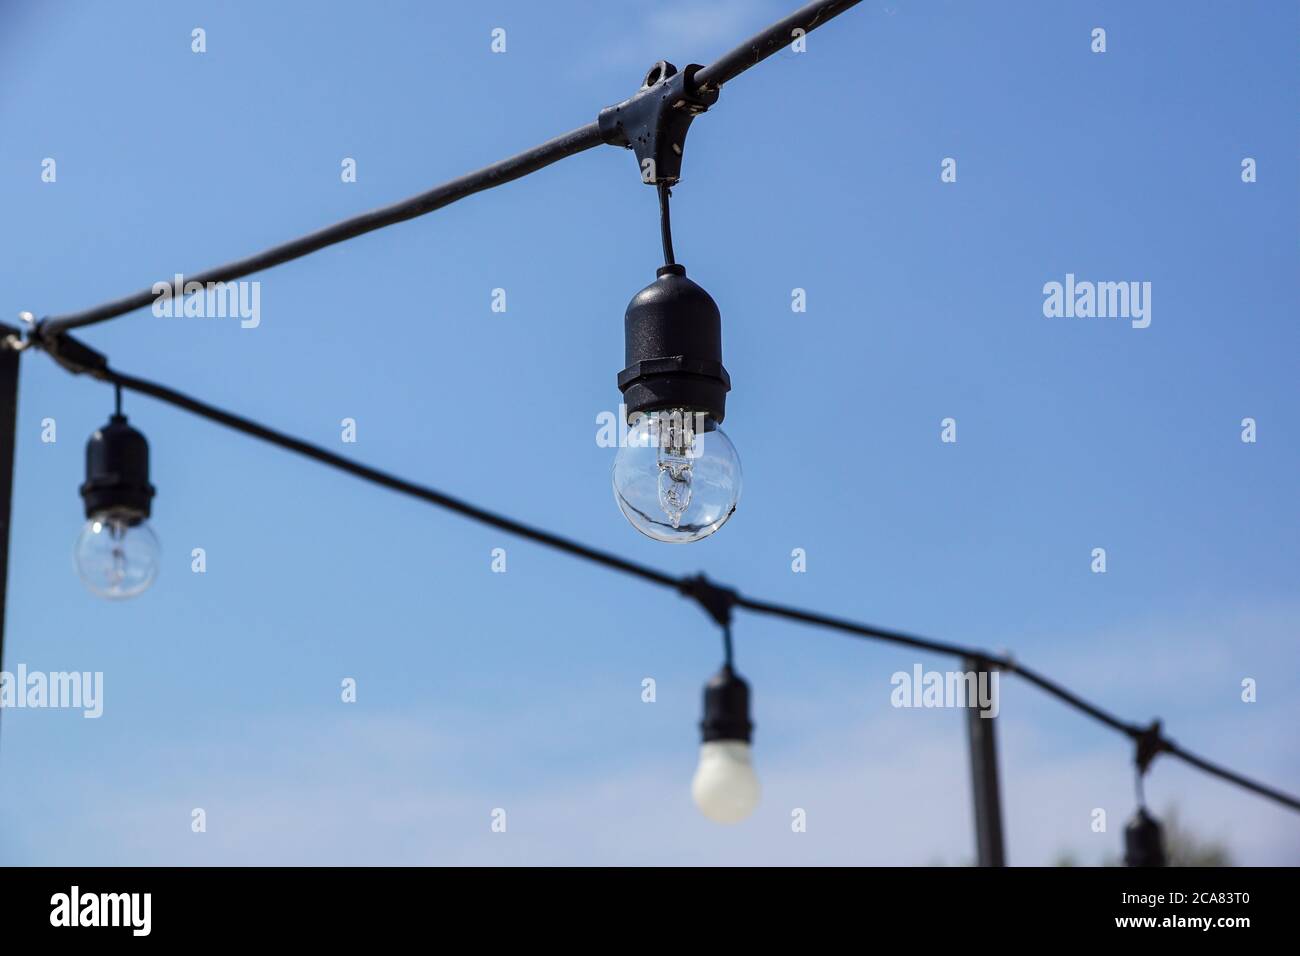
(964, 655, 1006, 866)
(0, 329, 20, 720)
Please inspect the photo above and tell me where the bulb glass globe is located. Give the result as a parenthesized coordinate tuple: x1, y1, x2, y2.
(613, 409, 740, 543)
(691, 740, 760, 824)
(74, 512, 160, 600)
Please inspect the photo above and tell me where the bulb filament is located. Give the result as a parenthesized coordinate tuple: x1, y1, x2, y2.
(655, 412, 696, 527)
(109, 519, 128, 586)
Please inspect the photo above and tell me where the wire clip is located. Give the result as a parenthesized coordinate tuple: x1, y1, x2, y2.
(680, 573, 738, 629)
(598, 61, 719, 186)
(1134, 719, 1168, 774)
(31, 325, 109, 377)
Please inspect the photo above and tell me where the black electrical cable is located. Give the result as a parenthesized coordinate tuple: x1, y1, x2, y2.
(1163, 741, 1300, 812)
(693, 0, 865, 91)
(37, 122, 605, 337)
(737, 595, 1300, 811)
(1002, 660, 1137, 737)
(35, 0, 867, 339)
(69, 358, 1300, 816)
(95, 366, 678, 590)
(737, 593, 980, 659)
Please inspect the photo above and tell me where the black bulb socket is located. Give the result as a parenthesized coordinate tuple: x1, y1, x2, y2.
(618, 264, 730, 424)
(1123, 807, 1167, 867)
(80, 414, 155, 522)
(700, 665, 753, 743)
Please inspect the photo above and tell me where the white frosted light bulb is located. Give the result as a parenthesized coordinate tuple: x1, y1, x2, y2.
(74, 512, 160, 600)
(691, 740, 761, 824)
(613, 409, 740, 543)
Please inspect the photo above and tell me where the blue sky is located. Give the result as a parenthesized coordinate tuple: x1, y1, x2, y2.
(0, 0, 1296, 865)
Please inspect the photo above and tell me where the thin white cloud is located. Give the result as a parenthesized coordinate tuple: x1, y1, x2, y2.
(19, 693, 1299, 866)
(5, 604, 1297, 865)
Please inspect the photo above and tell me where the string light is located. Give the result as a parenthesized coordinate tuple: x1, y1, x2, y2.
(692, 623, 760, 823)
(6, 0, 1296, 861)
(74, 386, 159, 600)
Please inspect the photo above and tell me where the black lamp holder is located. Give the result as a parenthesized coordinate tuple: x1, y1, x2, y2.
(1123, 806, 1167, 867)
(700, 664, 754, 744)
(80, 414, 154, 521)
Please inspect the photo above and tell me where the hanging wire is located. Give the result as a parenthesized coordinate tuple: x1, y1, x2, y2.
(657, 182, 676, 266)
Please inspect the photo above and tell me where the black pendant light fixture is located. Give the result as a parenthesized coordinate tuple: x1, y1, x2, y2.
(692, 661, 759, 823)
(1124, 722, 1168, 867)
(1123, 806, 1167, 868)
(680, 576, 759, 823)
(603, 62, 741, 543)
(73, 384, 160, 600)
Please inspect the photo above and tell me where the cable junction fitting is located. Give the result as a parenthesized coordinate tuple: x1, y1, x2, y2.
(598, 61, 719, 186)
(680, 574, 739, 629)
(29, 326, 109, 378)
(1133, 719, 1169, 776)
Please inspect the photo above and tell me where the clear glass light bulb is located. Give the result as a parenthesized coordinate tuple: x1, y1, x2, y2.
(691, 740, 761, 824)
(74, 512, 160, 600)
(613, 409, 741, 543)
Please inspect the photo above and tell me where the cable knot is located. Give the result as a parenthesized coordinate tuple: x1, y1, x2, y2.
(680, 573, 737, 629)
